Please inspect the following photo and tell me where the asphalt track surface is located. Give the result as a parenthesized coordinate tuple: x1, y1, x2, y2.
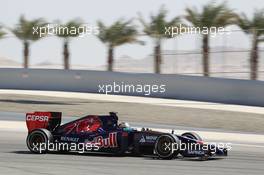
(0, 113, 264, 175)
(0, 90, 263, 175)
(1, 130, 264, 175)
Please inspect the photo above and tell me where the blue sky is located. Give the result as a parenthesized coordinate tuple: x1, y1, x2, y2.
(0, 0, 263, 66)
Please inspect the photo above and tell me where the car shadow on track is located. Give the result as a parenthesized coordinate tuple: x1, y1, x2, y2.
(10, 150, 124, 157)
(10, 151, 33, 155)
(10, 151, 225, 161)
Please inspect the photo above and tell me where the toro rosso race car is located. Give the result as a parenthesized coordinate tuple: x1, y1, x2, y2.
(26, 111, 227, 160)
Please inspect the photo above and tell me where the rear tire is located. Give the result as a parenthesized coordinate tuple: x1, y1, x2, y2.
(26, 129, 53, 154)
(154, 134, 180, 160)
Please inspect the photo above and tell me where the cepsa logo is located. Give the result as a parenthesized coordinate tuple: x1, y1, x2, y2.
(26, 115, 49, 122)
(86, 132, 118, 148)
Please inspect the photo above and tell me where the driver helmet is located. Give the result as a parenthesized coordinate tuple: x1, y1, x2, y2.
(119, 122, 130, 128)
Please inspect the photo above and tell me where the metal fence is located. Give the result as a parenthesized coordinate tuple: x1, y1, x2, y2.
(1, 29, 264, 80)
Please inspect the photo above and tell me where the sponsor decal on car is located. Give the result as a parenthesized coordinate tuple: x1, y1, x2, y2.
(139, 135, 158, 143)
(139, 135, 146, 143)
(60, 136, 80, 142)
(146, 135, 158, 141)
(187, 150, 205, 155)
(26, 115, 49, 122)
(85, 132, 118, 148)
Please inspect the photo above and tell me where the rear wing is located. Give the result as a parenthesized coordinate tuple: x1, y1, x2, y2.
(26, 112, 62, 132)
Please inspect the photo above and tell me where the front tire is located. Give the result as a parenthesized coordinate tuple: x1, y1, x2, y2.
(154, 134, 180, 160)
(26, 129, 53, 154)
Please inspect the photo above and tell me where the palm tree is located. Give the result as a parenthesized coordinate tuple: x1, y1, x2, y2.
(12, 15, 46, 68)
(139, 6, 181, 74)
(56, 20, 83, 70)
(97, 19, 140, 71)
(237, 9, 264, 80)
(0, 26, 6, 64)
(0, 26, 5, 39)
(185, 2, 236, 77)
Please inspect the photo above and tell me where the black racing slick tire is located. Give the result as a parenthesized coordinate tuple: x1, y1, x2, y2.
(26, 129, 53, 154)
(154, 134, 180, 160)
(181, 132, 203, 141)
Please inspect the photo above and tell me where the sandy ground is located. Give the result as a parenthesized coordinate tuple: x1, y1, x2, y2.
(0, 94, 263, 133)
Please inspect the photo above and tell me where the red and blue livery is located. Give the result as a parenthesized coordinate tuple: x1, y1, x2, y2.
(26, 111, 228, 160)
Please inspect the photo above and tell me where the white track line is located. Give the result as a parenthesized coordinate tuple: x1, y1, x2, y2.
(1, 89, 264, 114)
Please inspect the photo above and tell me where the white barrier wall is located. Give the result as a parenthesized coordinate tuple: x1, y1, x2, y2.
(0, 68, 264, 106)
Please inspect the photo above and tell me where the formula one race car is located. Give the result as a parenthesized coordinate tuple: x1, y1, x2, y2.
(26, 111, 228, 160)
